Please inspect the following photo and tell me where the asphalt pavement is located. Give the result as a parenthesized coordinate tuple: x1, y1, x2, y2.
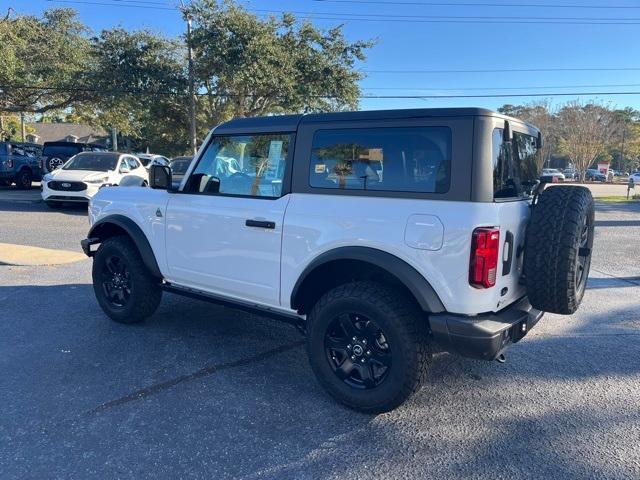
(1, 186, 639, 479)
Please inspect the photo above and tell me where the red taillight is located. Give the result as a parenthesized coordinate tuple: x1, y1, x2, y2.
(469, 227, 500, 289)
(7, 158, 13, 169)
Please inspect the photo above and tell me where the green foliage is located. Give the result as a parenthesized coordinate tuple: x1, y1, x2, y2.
(187, 0, 373, 125)
(77, 28, 190, 155)
(0, 9, 92, 113)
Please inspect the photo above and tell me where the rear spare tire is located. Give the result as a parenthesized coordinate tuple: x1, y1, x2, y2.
(524, 186, 594, 314)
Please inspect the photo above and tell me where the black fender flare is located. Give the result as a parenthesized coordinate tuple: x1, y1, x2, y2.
(290, 246, 445, 313)
(87, 214, 162, 278)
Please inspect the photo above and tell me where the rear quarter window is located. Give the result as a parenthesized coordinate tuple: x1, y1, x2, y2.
(309, 126, 452, 194)
(492, 128, 540, 200)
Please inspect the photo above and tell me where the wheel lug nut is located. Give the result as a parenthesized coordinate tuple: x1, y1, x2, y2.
(351, 355, 356, 360)
(352, 337, 357, 342)
(347, 344, 351, 349)
(362, 339, 367, 344)
(360, 358, 365, 363)
(366, 350, 371, 355)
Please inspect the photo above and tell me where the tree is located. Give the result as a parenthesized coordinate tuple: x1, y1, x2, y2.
(0, 9, 93, 114)
(76, 28, 190, 155)
(556, 102, 621, 181)
(187, 0, 373, 126)
(498, 101, 555, 169)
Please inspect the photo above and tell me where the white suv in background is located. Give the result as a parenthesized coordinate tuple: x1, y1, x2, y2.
(81, 108, 595, 413)
(42, 152, 147, 207)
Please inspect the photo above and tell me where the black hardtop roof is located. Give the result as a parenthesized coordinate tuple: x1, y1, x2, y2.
(43, 141, 101, 147)
(214, 107, 537, 134)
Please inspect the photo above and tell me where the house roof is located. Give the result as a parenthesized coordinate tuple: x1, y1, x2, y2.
(26, 123, 109, 145)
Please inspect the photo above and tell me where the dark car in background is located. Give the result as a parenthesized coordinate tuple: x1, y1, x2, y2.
(0, 141, 43, 189)
(586, 169, 606, 182)
(169, 155, 193, 188)
(42, 141, 107, 172)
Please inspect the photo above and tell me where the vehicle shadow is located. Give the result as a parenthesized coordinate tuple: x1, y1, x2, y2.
(594, 219, 640, 227)
(586, 276, 640, 289)
(0, 195, 88, 215)
(2, 282, 639, 479)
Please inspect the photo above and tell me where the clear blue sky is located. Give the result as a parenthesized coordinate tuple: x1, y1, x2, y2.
(4, 0, 640, 112)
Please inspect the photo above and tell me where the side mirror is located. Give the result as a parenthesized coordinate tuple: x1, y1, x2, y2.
(119, 165, 131, 174)
(150, 164, 172, 190)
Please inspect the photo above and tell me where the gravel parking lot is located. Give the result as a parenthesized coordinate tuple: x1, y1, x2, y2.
(1, 186, 639, 479)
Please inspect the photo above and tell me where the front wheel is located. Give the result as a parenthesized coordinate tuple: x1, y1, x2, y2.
(92, 235, 162, 323)
(15, 170, 33, 190)
(306, 282, 430, 413)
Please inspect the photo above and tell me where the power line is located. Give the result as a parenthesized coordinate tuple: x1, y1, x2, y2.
(45, 0, 176, 11)
(44, 1, 640, 24)
(363, 67, 640, 74)
(5, 84, 640, 99)
(250, 8, 640, 22)
(312, 0, 640, 9)
(361, 83, 640, 91)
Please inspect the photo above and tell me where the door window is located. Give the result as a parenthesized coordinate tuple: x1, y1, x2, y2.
(126, 156, 141, 169)
(184, 134, 291, 198)
(309, 126, 451, 193)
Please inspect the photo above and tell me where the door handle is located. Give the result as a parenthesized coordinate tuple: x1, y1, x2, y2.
(245, 219, 275, 229)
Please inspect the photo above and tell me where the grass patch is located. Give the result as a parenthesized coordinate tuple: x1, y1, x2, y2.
(595, 195, 640, 203)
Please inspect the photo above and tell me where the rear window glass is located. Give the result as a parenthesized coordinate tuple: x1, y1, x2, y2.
(492, 129, 540, 199)
(309, 126, 451, 193)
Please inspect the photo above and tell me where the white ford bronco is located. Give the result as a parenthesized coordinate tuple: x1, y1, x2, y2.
(82, 108, 595, 413)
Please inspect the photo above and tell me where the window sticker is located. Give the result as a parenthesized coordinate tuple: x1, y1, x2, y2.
(315, 163, 326, 174)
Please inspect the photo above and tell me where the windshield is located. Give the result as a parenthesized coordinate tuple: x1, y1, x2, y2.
(63, 153, 119, 171)
(43, 145, 83, 157)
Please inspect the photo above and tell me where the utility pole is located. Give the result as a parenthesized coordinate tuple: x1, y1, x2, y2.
(112, 126, 118, 152)
(180, 0, 197, 155)
(620, 126, 626, 172)
(20, 112, 25, 142)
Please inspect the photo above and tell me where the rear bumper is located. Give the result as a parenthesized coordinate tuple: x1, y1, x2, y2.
(429, 297, 544, 361)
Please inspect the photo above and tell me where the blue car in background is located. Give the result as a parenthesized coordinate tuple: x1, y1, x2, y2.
(0, 141, 43, 189)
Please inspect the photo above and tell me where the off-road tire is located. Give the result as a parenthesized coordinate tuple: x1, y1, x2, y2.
(306, 281, 431, 413)
(524, 186, 595, 314)
(92, 235, 162, 323)
(15, 169, 32, 190)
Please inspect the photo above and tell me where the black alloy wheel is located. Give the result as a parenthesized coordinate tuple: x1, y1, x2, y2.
(306, 281, 430, 413)
(16, 170, 32, 190)
(100, 254, 131, 308)
(92, 235, 162, 323)
(324, 313, 392, 389)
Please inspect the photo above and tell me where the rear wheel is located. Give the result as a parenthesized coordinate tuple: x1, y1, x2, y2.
(15, 170, 32, 190)
(524, 186, 595, 314)
(306, 281, 430, 413)
(92, 235, 162, 323)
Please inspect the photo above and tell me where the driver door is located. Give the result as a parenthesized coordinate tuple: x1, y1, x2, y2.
(164, 133, 292, 307)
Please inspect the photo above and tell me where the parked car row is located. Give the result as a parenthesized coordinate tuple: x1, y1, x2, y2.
(0, 140, 194, 195)
(39, 151, 195, 207)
